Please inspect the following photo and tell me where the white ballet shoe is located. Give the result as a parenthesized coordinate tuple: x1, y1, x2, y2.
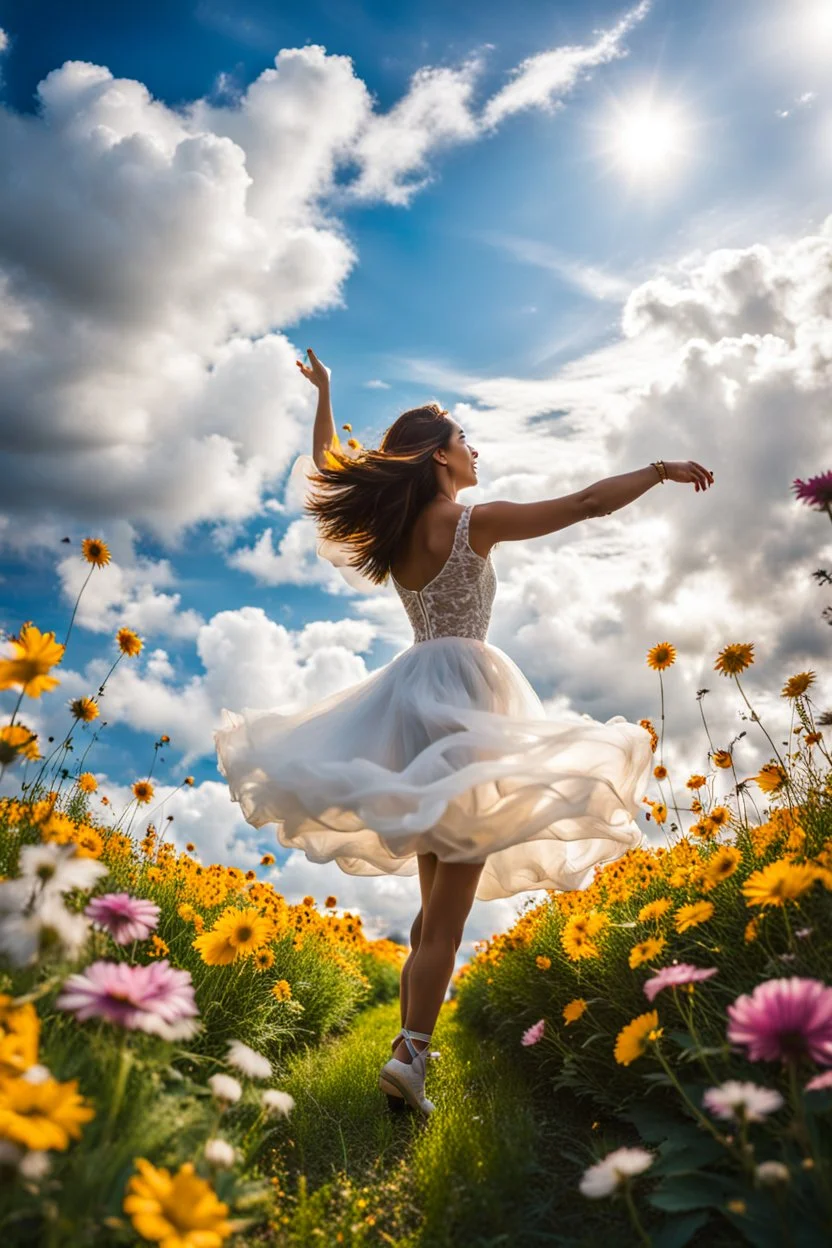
(379, 1027, 436, 1116)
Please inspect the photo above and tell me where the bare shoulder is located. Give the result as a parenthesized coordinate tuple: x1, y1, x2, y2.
(470, 490, 598, 549)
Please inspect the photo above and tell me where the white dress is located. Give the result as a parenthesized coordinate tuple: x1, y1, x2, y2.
(213, 455, 654, 902)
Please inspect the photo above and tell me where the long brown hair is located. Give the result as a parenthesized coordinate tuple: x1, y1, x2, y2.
(303, 402, 456, 586)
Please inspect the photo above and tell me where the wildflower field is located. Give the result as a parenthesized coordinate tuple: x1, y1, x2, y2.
(0, 474, 831, 1246)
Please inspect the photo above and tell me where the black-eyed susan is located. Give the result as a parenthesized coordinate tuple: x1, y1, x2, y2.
(708, 806, 732, 828)
(781, 671, 816, 699)
(123, 1159, 231, 1246)
(653, 764, 668, 780)
(0, 624, 65, 698)
(674, 900, 715, 933)
(271, 979, 292, 1001)
(325, 895, 337, 908)
(535, 955, 552, 970)
(70, 696, 99, 723)
(712, 749, 733, 769)
(0, 1075, 95, 1150)
(261, 853, 275, 866)
(704, 846, 741, 885)
(646, 642, 677, 671)
(714, 642, 754, 677)
(184, 776, 194, 786)
(638, 898, 672, 922)
(116, 627, 143, 658)
(132, 780, 155, 805)
(686, 774, 707, 790)
(754, 763, 788, 794)
(563, 998, 587, 1025)
(193, 907, 274, 965)
(302, 895, 315, 907)
(614, 1010, 662, 1066)
(81, 538, 111, 568)
(254, 947, 275, 971)
(650, 802, 668, 824)
(185, 842, 195, 853)
(0, 724, 41, 764)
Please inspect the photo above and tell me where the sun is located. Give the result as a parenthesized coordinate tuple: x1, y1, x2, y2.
(597, 93, 694, 186)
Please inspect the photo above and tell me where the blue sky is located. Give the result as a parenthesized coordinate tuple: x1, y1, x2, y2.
(0, 0, 830, 953)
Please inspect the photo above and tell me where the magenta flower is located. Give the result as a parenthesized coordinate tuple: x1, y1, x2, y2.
(792, 471, 832, 511)
(522, 1018, 545, 1046)
(643, 963, 719, 1003)
(85, 893, 160, 944)
(726, 977, 832, 1065)
(56, 959, 200, 1042)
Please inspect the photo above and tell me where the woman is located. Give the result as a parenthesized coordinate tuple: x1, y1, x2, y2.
(214, 347, 714, 1117)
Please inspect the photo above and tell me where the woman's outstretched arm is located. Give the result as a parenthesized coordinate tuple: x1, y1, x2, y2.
(296, 347, 337, 469)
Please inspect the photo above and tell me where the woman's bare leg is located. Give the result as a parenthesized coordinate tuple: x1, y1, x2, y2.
(393, 858, 485, 1063)
(397, 852, 438, 1040)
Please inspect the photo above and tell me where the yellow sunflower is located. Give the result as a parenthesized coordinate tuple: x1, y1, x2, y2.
(132, 781, 155, 804)
(646, 642, 677, 671)
(704, 846, 741, 884)
(781, 671, 815, 699)
(714, 642, 754, 676)
(81, 538, 111, 567)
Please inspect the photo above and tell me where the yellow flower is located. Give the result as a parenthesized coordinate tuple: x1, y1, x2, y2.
(178, 903, 197, 923)
(563, 998, 587, 1025)
(132, 781, 155, 804)
(0, 996, 40, 1078)
(193, 908, 274, 965)
(325, 895, 337, 908)
(674, 900, 714, 933)
(646, 642, 676, 671)
(781, 671, 815, 699)
(0, 724, 41, 765)
(77, 772, 98, 793)
(741, 860, 818, 908)
(70, 696, 100, 723)
(535, 955, 552, 970)
(653, 764, 668, 780)
(260, 853, 275, 866)
(638, 898, 672, 922)
(117, 627, 143, 658)
(302, 895, 315, 907)
(704, 846, 741, 885)
(639, 719, 659, 752)
(629, 936, 666, 968)
(0, 624, 65, 699)
(148, 935, 169, 958)
(82, 538, 111, 567)
(744, 915, 762, 943)
(271, 980, 292, 1001)
(650, 802, 668, 824)
(0, 1076, 94, 1151)
(686, 774, 707, 790)
(714, 642, 754, 676)
(754, 763, 788, 794)
(712, 749, 733, 769)
(614, 1010, 663, 1066)
(123, 1158, 232, 1247)
(184, 777, 194, 786)
(708, 806, 731, 828)
(254, 947, 275, 971)
(74, 825, 104, 859)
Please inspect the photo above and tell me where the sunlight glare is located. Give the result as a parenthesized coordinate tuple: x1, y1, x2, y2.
(598, 93, 693, 187)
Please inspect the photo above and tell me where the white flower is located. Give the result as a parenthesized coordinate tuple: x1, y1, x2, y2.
(262, 1088, 295, 1118)
(208, 1073, 242, 1104)
(755, 1161, 790, 1186)
(226, 1039, 271, 1080)
(21, 1065, 51, 1084)
(0, 896, 89, 967)
(18, 844, 108, 896)
(204, 1138, 237, 1169)
(702, 1080, 785, 1123)
(19, 1151, 51, 1181)
(579, 1147, 654, 1198)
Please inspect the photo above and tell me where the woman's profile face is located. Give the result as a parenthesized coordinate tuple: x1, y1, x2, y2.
(436, 420, 478, 487)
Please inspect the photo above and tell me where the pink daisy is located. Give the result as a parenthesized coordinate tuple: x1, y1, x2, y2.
(643, 963, 719, 1003)
(85, 892, 160, 944)
(56, 959, 200, 1042)
(792, 471, 832, 511)
(726, 977, 832, 1065)
(522, 1018, 545, 1046)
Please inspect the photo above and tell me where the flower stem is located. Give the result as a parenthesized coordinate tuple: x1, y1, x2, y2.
(63, 565, 95, 650)
(622, 1179, 652, 1247)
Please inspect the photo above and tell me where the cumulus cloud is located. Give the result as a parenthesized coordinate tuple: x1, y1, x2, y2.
(56, 549, 204, 639)
(0, 19, 649, 551)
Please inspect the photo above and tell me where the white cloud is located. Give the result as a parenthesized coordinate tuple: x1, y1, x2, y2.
(56, 550, 204, 640)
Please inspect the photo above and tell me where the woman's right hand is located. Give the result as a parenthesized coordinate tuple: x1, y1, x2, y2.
(296, 347, 331, 391)
(664, 460, 714, 492)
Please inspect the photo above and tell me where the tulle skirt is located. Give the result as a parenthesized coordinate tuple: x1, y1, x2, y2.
(213, 636, 654, 902)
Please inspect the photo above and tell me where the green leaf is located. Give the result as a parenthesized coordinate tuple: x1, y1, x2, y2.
(649, 1210, 710, 1248)
(647, 1171, 736, 1213)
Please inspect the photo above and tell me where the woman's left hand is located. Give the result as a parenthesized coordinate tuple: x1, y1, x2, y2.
(296, 347, 331, 391)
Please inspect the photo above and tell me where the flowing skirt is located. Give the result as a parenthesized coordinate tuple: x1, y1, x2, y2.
(213, 636, 654, 901)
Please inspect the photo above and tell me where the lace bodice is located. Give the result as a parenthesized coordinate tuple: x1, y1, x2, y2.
(391, 505, 497, 644)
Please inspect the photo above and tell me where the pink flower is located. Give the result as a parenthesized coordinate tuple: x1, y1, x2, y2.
(56, 959, 200, 1041)
(792, 471, 832, 511)
(726, 977, 832, 1065)
(805, 1070, 832, 1093)
(522, 1018, 545, 1046)
(85, 893, 160, 944)
(643, 963, 719, 1003)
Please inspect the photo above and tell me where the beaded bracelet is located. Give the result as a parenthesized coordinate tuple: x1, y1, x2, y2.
(651, 460, 667, 484)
